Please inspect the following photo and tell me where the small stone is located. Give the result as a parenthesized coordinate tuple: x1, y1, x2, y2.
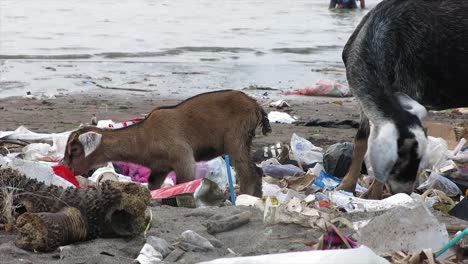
(164, 248, 184, 262)
(178, 230, 214, 252)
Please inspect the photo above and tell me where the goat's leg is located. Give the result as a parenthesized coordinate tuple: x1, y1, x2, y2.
(337, 114, 370, 192)
(171, 154, 196, 184)
(148, 170, 171, 190)
(360, 179, 384, 200)
(163, 142, 196, 184)
(225, 135, 262, 197)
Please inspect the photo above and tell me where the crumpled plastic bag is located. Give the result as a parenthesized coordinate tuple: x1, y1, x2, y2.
(284, 80, 351, 97)
(323, 142, 353, 178)
(417, 171, 461, 197)
(290, 133, 323, 165)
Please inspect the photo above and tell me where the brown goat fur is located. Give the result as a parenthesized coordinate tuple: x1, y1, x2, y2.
(63, 90, 271, 197)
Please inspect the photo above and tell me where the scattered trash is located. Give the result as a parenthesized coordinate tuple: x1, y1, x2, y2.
(151, 178, 225, 208)
(284, 80, 351, 97)
(267, 111, 296, 124)
(262, 181, 306, 204)
(310, 171, 341, 192)
(263, 197, 328, 228)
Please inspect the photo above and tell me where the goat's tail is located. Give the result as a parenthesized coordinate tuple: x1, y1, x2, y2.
(259, 108, 272, 135)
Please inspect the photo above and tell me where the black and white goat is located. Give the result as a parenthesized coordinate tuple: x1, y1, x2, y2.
(338, 0, 468, 198)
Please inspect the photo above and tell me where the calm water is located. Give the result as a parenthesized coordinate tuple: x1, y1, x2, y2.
(0, 0, 379, 97)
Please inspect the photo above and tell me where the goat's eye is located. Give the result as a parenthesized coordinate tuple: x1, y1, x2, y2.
(71, 147, 79, 155)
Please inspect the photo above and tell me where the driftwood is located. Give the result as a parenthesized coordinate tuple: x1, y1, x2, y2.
(0, 166, 151, 252)
(91, 81, 151, 92)
(206, 211, 252, 235)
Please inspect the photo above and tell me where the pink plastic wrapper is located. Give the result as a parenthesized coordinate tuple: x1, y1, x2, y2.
(117, 161, 209, 184)
(116, 161, 151, 183)
(284, 80, 351, 97)
(151, 179, 202, 199)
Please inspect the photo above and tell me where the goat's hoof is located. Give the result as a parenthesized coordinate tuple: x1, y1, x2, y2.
(359, 190, 382, 200)
(336, 183, 355, 193)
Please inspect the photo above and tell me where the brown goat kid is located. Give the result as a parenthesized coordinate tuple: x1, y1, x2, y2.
(63, 90, 271, 197)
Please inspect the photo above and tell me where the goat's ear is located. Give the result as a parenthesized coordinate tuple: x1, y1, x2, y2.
(368, 121, 399, 182)
(78, 132, 102, 157)
(395, 92, 427, 121)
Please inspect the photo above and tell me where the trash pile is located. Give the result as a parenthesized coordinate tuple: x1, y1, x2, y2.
(1, 116, 468, 263)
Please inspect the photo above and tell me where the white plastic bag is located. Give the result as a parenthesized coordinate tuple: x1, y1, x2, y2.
(267, 111, 296, 124)
(205, 157, 237, 190)
(417, 171, 461, 197)
(419, 136, 448, 171)
(290, 133, 323, 165)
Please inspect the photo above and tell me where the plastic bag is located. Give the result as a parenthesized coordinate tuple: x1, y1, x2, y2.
(417, 171, 461, 197)
(419, 136, 448, 171)
(290, 133, 323, 165)
(267, 111, 296, 124)
(204, 157, 237, 190)
(323, 142, 353, 178)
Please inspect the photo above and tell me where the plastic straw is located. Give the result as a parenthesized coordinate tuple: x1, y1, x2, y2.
(434, 227, 468, 258)
(224, 155, 236, 205)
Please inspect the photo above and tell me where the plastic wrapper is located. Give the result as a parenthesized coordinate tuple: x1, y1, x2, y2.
(417, 171, 461, 197)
